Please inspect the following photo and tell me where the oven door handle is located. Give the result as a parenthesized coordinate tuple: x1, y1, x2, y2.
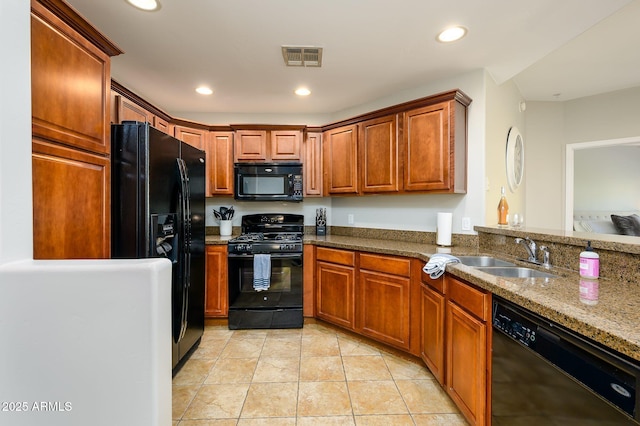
(227, 253, 302, 259)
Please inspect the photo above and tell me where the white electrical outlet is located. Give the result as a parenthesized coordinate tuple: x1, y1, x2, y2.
(348, 214, 354, 225)
(462, 217, 471, 231)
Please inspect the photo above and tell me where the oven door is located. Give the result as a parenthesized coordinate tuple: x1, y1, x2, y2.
(228, 253, 303, 310)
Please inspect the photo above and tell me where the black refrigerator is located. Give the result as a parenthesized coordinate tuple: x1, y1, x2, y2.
(111, 122, 205, 371)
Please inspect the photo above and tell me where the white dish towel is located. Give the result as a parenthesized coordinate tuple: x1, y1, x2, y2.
(423, 254, 460, 279)
(253, 254, 271, 291)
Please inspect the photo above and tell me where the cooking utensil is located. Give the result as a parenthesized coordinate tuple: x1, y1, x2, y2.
(214, 206, 235, 220)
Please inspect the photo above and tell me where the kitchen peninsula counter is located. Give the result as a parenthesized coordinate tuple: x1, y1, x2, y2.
(305, 234, 640, 362)
(206, 232, 640, 362)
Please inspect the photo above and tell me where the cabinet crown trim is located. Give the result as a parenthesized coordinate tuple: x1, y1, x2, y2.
(33, 0, 123, 57)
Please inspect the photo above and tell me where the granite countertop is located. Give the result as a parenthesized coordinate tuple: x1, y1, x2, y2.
(206, 233, 640, 362)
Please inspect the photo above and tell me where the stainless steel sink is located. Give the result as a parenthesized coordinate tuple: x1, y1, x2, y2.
(475, 266, 557, 278)
(457, 256, 516, 267)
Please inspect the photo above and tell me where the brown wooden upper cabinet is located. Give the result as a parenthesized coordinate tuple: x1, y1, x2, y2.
(322, 124, 359, 195)
(322, 90, 470, 196)
(116, 94, 153, 125)
(303, 131, 323, 197)
(234, 129, 302, 162)
(153, 116, 170, 134)
(174, 124, 208, 150)
(206, 131, 234, 196)
(31, 1, 115, 156)
(359, 114, 400, 194)
(403, 99, 467, 193)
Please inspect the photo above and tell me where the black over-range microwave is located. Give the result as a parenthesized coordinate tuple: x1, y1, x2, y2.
(234, 163, 303, 202)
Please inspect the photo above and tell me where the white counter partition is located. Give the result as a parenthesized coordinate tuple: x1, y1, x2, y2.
(0, 258, 172, 426)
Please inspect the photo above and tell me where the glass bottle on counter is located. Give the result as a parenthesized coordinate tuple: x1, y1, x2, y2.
(497, 186, 509, 226)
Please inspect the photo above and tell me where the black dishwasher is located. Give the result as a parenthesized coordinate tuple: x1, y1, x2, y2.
(492, 297, 640, 425)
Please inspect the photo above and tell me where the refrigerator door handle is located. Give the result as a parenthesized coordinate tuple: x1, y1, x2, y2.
(176, 158, 190, 342)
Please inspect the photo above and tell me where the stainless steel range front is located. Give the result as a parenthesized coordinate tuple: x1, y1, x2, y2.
(227, 214, 304, 329)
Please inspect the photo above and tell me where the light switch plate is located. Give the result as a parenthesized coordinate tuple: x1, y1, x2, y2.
(462, 217, 471, 231)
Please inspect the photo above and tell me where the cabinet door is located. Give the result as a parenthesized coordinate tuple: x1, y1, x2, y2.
(116, 95, 152, 124)
(323, 125, 358, 195)
(303, 132, 322, 196)
(175, 125, 207, 150)
(303, 245, 316, 317)
(205, 246, 228, 318)
(420, 283, 445, 384)
(31, 4, 111, 156)
(32, 139, 110, 259)
(403, 102, 451, 192)
(271, 130, 301, 161)
(206, 132, 234, 196)
(357, 269, 411, 350)
(234, 130, 268, 162)
(153, 116, 170, 134)
(316, 261, 355, 329)
(446, 301, 487, 426)
(359, 115, 400, 193)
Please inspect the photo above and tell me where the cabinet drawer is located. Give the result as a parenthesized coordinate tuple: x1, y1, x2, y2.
(447, 277, 489, 321)
(421, 270, 445, 294)
(316, 247, 355, 266)
(360, 253, 410, 277)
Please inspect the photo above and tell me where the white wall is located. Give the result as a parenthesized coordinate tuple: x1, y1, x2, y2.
(0, 0, 32, 262)
(524, 102, 566, 229)
(526, 86, 640, 230)
(484, 76, 526, 225)
(574, 145, 640, 211)
(206, 197, 332, 228)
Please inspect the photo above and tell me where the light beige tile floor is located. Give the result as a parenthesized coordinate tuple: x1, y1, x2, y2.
(172, 322, 467, 425)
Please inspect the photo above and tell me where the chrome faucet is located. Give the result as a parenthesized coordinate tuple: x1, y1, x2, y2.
(515, 237, 552, 268)
(515, 237, 537, 263)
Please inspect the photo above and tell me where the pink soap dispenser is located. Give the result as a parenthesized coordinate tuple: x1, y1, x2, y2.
(579, 241, 600, 279)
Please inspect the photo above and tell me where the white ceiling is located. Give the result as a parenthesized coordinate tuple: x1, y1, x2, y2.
(64, 0, 640, 117)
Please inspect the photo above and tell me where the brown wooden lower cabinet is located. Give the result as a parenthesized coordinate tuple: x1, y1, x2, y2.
(205, 245, 228, 318)
(315, 247, 356, 329)
(446, 299, 488, 425)
(445, 275, 491, 426)
(357, 253, 411, 351)
(420, 275, 446, 384)
(32, 139, 110, 259)
(420, 270, 491, 426)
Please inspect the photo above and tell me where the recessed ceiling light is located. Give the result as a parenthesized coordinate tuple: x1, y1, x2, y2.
(295, 88, 311, 96)
(196, 86, 213, 95)
(125, 0, 160, 11)
(436, 26, 467, 43)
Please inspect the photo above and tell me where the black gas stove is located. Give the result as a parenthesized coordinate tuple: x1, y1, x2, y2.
(227, 213, 305, 329)
(228, 214, 304, 255)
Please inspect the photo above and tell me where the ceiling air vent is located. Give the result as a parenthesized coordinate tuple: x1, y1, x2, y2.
(282, 46, 323, 67)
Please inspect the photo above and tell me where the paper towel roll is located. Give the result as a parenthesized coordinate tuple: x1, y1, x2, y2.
(436, 212, 453, 246)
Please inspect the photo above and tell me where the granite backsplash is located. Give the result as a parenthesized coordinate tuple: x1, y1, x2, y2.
(476, 226, 640, 285)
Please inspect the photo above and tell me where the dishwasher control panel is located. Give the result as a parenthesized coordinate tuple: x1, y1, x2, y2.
(493, 301, 537, 348)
